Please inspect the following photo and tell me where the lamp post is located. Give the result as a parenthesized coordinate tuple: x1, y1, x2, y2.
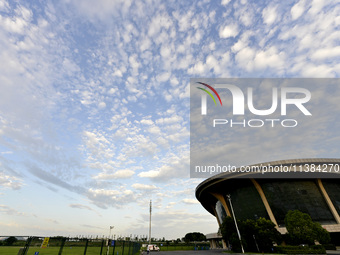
(149, 200, 152, 245)
(107, 226, 114, 255)
(226, 194, 244, 253)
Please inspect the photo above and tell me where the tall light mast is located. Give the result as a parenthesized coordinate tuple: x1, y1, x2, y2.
(149, 200, 152, 245)
(227, 194, 244, 253)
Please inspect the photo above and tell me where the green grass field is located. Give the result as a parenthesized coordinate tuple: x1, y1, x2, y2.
(0, 244, 205, 254)
(0, 246, 133, 255)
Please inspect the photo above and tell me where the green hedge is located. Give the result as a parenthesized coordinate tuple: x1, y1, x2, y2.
(275, 245, 326, 254)
(322, 243, 336, 250)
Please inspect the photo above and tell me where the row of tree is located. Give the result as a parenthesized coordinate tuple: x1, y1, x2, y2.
(183, 232, 206, 242)
(284, 210, 330, 245)
(219, 210, 331, 253)
(0, 236, 18, 246)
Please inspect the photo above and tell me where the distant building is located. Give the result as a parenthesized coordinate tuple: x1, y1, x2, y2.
(196, 158, 340, 247)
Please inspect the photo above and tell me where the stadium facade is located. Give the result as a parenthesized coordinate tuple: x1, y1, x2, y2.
(195, 159, 340, 247)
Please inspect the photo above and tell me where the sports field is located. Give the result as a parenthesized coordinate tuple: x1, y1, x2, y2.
(0, 246, 128, 255)
(0, 244, 206, 255)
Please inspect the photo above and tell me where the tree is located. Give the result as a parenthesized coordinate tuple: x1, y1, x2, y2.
(4, 237, 17, 246)
(183, 232, 206, 243)
(254, 218, 282, 252)
(219, 216, 236, 242)
(220, 216, 281, 253)
(284, 210, 331, 245)
(314, 222, 331, 244)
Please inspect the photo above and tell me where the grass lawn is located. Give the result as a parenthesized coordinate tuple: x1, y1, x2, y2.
(0, 246, 132, 255)
(0, 244, 202, 254)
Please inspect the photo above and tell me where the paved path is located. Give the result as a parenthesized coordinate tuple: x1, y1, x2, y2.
(147, 250, 226, 255)
(145, 250, 340, 255)
(143, 249, 340, 255)
(326, 251, 340, 255)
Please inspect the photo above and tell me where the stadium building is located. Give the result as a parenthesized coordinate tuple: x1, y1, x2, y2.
(195, 159, 340, 248)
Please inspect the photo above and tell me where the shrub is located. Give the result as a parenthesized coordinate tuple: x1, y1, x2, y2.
(275, 245, 326, 254)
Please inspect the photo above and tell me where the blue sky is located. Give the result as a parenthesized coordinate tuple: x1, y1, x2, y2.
(0, 0, 339, 240)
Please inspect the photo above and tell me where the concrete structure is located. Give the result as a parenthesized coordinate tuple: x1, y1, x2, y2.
(196, 159, 340, 246)
(205, 233, 225, 249)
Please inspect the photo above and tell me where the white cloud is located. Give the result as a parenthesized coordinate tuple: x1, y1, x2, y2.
(140, 119, 154, 125)
(300, 64, 336, 77)
(0, 0, 9, 11)
(170, 76, 179, 86)
(98, 102, 106, 109)
(309, 0, 325, 15)
(182, 199, 199, 205)
(160, 45, 171, 58)
(138, 151, 189, 181)
(148, 13, 173, 37)
(87, 187, 135, 209)
(262, 5, 278, 25)
(0, 6, 31, 34)
(132, 183, 158, 190)
(0, 173, 23, 190)
(156, 72, 171, 83)
(221, 0, 231, 6)
(311, 46, 340, 60)
(82, 131, 114, 161)
(156, 115, 183, 125)
(113, 69, 123, 77)
(238, 6, 254, 26)
(0, 205, 25, 216)
(148, 125, 162, 135)
(65, 0, 132, 21)
(291, 0, 306, 20)
(172, 10, 193, 32)
(129, 54, 140, 74)
(136, 208, 216, 237)
(140, 37, 152, 52)
(165, 202, 176, 209)
(62, 58, 80, 75)
(219, 24, 239, 38)
(253, 47, 285, 72)
(138, 170, 159, 178)
(235, 47, 256, 71)
(232, 39, 247, 53)
(94, 169, 135, 179)
(69, 204, 94, 211)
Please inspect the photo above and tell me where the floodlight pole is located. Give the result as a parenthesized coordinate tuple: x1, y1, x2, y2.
(227, 194, 244, 254)
(107, 226, 114, 255)
(149, 200, 152, 245)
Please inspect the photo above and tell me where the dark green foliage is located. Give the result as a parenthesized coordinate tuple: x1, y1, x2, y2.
(219, 216, 281, 252)
(284, 210, 331, 245)
(275, 245, 326, 254)
(322, 243, 336, 250)
(314, 222, 331, 244)
(219, 216, 236, 242)
(251, 217, 282, 252)
(4, 236, 18, 246)
(183, 232, 206, 243)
